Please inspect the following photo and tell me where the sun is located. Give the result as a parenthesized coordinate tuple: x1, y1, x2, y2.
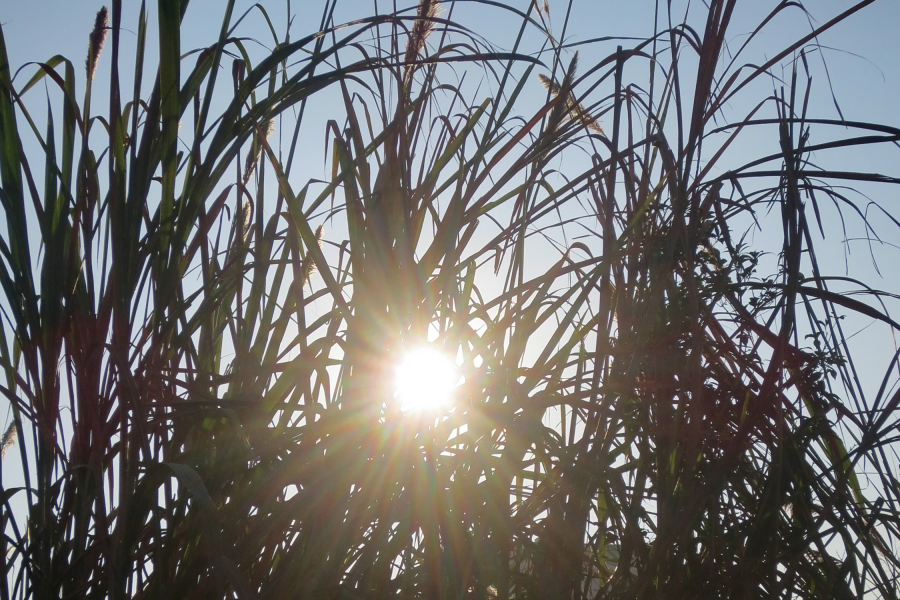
(395, 347, 458, 413)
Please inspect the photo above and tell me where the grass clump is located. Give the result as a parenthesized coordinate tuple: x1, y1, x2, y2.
(1, 0, 899, 598)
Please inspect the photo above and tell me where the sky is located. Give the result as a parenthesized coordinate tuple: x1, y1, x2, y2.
(2, 0, 899, 124)
(4, 0, 895, 214)
(0, 0, 897, 374)
(0, 0, 898, 391)
(2, 0, 898, 185)
(0, 4, 895, 373)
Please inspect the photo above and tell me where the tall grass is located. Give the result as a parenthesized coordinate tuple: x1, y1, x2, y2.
(1, 0, 899, 598)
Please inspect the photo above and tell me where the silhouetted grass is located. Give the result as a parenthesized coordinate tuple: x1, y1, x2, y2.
(1, 0, 899, 598)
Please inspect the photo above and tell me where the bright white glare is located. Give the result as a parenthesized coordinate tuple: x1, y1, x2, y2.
(395, 347, 458, 413)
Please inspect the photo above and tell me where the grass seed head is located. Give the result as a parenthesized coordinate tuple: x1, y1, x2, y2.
(403, 0, 441, 83)
(1, 422, 16, 460)
(539, 58, 603, 135)
(299, 224, 325, 287)
(86, 6, 109, 82)
(238, 199, 253, 243)
(242, 119, 275, 184)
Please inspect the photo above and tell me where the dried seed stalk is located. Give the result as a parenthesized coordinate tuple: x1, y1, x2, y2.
(403, 0, 440, 83)
(1, 422, 16, 460)
(243, 119, 275, 184)
(86, 6, 109, 82)
(299, 224, 325, 288)
(237, 199, 253, 244)
(539, 53, 603, 135)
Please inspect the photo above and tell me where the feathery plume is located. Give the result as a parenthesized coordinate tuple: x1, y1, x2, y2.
(86, 7, 109, 82)
(299, 224, 325, 288)
(223, 198, 253, 272)
(1, 422, 16, 460)
(539, 53, 603, 135)
(242, 119, 275, 184)
(403, 0, 441, 83)
(237, 199, 253, 244)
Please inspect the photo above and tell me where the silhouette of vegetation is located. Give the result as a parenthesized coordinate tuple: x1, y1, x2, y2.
(1, 0, 899, 598)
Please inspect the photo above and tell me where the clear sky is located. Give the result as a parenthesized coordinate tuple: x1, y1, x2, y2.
(2, 1, 897, 175)
(1, 0, 899, 392)
(3, 0, 897, 204)
(3, 1, 898, 126)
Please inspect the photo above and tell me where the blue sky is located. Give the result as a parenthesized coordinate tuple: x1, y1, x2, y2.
(1, 0, 899, 393)
(3, 1, 898, 124)
(5, 0, 896, 194)
(2, 1, 897, 168)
